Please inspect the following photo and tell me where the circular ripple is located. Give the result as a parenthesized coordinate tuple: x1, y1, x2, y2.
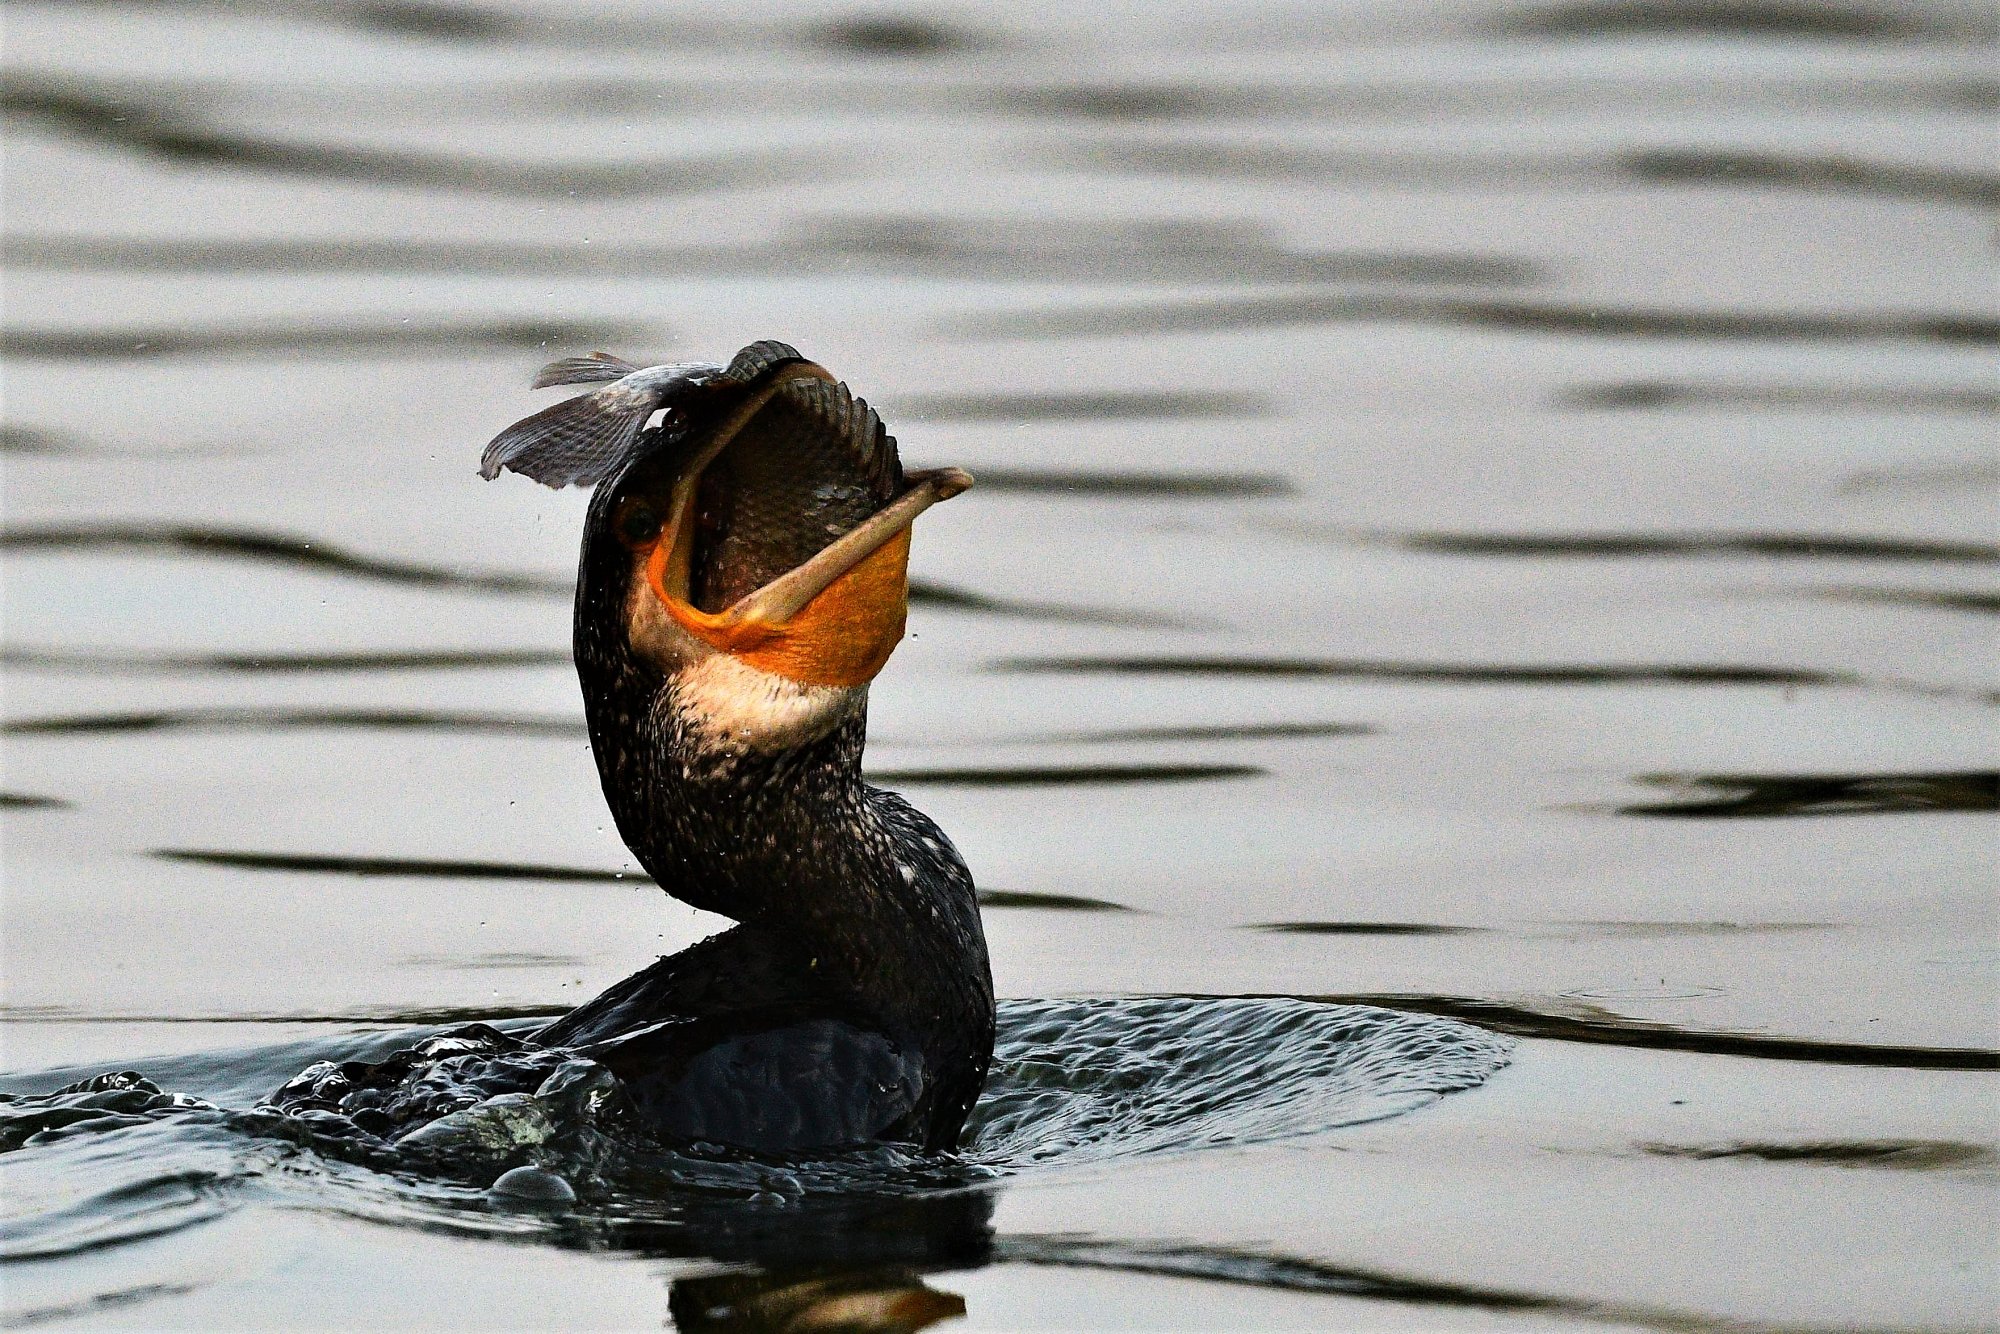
(969, 997, 1513, 1167)
(0, 996, 1511, 1257)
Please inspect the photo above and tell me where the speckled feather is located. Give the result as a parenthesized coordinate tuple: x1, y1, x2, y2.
(547, 340, 994, 1151)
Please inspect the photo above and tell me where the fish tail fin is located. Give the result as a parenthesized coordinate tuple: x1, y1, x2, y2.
(479, 382, 654, 487)
(531, 352, 642, 389)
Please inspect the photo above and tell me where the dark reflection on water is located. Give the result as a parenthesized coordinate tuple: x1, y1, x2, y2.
(1573, 920, 1835, 938)
(1084, 142, 2000, 207)
(1620, 148, 2000, 207)
(1395, 531, 2000, 563)
(0, 647, 573, 674)
(1255, 921, 1480, 936)
(975, 890, 1132, 913)
(4, 82, 828, 198)
(1, 524, 1156, 627)
(1262, 919, 1841, 938)
(1639, 1138, 1994, 1169)
(145, 849, 1136, 913)
(793, 217, 1535, 286)
(4, 221, 1532, 288)
(2, 1005, 571, 1029)
(155, 849, 637, 885)
(1620, 770, 2000, 818)
(668, 1265, 968, 1333)
(339, 0, 980, 57)
(1309, 993, 2000, 1070)
(348, 0, 515, 42)
(2, 711, 1375, 746)
(903, 580, 1193, 628)
(1, 524, 571, 596)
(956, 291, 2000, 345)
(10, 1281, 207, 1328)
(971, 73, 1996, 122)
(811, 14, 973, 56)
(665, 1229, 1803, 1334)
(958, 468, 1292, 498)
(895, 391, 1268, 424)
(1, 319, 634, 361)
(852, 763, 1265, 787)
(1567, 380, 2000, 413)
(1490, 0, 1982, 40)
(402, 952, 588, 971)
(1049, 720, 1372, 743)
(4, 708, 585, 738)
(56, 0, 1992, 58)
(1001, 656, 1851, 687)
(0, 427, 80, 455)
(0, 426, 241, 459)
(1842, 460, 2000, 493)
(1817, 586, 2000, 614)
(0, 793, 71, 810)
(0, 1001, 1520, 1326)
(990, 1235, 1687, 1326)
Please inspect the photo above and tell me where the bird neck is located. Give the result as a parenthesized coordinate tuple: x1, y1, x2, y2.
(580, 653, 991, 1045)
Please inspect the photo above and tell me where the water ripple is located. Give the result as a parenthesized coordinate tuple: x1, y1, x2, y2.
(1, 319, 635, 361)
(0, 793, 70, 810)
(1619, 770, 1999, 817)
(1393, 531, 2000, 563)
(1638, 1138, 1994, 1169)
(143, 849, 1141, 912)
(1310, 993, 2000, 1070)
(1493, 0, 1992, 41)
(0, 524, 569, 595)
(3, 708, 585, 738)
(0, 646, 572, 674)
(894, 392, 1269, 424)
(869, 763, 1264, 787)
(1566, 380, 2000, 413)
(953, 291, 2000, 345)
(0, 1000, 1511, 1280)
(153, 849, 639, 885)
(954, 468, 1292, 498)
(4, 82, 833, 198)
(0, 523, 1165, 627)
(4, 222, 1535, 288)
(999, 655, 1852, 687)
(1085, 141, 2000, 207)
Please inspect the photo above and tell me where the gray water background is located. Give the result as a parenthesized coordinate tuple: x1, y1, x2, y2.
(2, 0, 1996, 1328)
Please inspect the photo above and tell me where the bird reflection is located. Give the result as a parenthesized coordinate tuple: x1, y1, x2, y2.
(576, 1180, 993, 1332)
(669, 1269, 966, 1333)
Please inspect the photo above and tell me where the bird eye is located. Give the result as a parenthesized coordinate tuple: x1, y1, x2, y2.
(614, 499, 662, 547)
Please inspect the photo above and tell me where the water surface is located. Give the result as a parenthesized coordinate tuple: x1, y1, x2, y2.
(3, 0, 1995, 1328)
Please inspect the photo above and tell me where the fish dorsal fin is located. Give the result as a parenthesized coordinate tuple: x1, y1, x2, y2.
(532, 352, 643, 389)
(724, 340, 808, 385)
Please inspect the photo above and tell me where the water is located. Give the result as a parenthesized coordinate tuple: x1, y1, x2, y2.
(3, 0, 1996, 1328)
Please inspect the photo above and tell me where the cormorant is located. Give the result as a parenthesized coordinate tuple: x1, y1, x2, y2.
(497, 340, 995, 1154)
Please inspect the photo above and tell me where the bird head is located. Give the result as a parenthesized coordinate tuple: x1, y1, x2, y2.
(484, 340, 969, 749)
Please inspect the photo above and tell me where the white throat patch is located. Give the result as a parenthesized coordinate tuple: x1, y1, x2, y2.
(671, 653, 864, 753)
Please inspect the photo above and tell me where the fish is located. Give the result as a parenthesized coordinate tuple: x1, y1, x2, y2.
(481, 339, 971, 684)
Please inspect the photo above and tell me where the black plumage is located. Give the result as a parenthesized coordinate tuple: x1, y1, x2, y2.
(274, 341, 994, 1156)
(560, 342, 993, 1151)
